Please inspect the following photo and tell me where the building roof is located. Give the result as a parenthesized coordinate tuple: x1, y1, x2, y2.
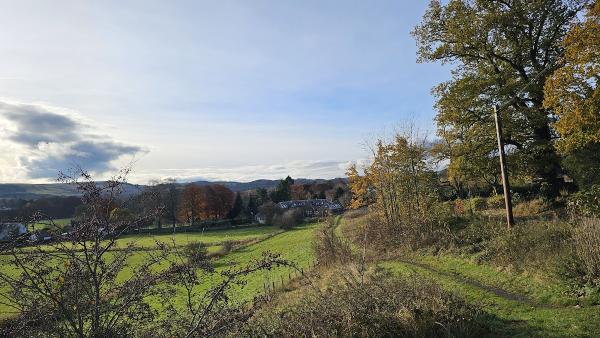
(277, 199, 342, 210)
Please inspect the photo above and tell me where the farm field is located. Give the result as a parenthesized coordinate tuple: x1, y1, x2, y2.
(114, 224, 281, 249)
(28, 218, 72, 231)
(144, 222, 319, 314)
(0, 222, 318, 319)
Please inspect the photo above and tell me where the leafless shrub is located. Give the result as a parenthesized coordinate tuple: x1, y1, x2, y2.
(0, 167, 167, 337)
(272, 208, 304, 229)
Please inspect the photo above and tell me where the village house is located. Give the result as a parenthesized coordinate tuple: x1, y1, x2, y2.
(277, 199, 343, 217)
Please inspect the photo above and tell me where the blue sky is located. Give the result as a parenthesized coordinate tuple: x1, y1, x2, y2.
(0, 0, 448, 183)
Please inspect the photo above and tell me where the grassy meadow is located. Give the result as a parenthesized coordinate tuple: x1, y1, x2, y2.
(0, 222, 317, 319)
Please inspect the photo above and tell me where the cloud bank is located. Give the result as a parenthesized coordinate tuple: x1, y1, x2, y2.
(131, 159, 370, 184)
(0, 101, 143, 181)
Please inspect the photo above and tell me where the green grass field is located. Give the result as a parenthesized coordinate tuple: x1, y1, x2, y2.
(114, 224, 281, 249)
(0, 222, 317, 319)
(28, 218, 72, 231)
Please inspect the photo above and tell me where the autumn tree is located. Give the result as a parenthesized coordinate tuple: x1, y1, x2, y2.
(352, 129, 445, 248)
(291, 184, 310, 200)
(414, 0, 591, 197)
(198, 184, 234, 220)
(179, 184, 202, 225)
(544, 1, 600, 187)
(346, 164, 372, 209)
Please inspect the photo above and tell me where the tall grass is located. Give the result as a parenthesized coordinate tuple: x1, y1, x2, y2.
(573, 218, 600, 282)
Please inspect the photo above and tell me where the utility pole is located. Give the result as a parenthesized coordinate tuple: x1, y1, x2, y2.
(493, 105, 515, 228)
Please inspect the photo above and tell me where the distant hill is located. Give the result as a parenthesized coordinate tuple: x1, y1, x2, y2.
(189, 178, 348, 192)
(0, 178, 347, 199)
(0, 183, 143, 200)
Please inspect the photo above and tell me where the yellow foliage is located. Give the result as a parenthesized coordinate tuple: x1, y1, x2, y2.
(544, 2, 600, 153)
(346, 163, 371, 210)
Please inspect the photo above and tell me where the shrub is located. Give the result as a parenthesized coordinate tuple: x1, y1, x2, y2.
(183, 241, 213, 269)
(572, 218, 600, 283)
(314, 220, 353, 265)
(487, 194, 505, 209)
(567, 185, 600, 217)
(239, 270, 489, 337)
(468, 197, 488, 211)
(272, 209, 304, 229)
(486, 220, 572, 272)
(513, 198, 550, 217)
(453, 199, 466, 215)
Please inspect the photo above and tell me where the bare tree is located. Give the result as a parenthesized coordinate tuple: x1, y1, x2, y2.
(0, 168, 169, 337)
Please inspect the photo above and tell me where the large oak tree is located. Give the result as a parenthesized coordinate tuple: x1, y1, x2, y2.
(414, 0, 591, 196)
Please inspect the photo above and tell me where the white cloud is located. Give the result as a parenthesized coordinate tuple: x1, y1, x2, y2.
(0, 101, 144, 182)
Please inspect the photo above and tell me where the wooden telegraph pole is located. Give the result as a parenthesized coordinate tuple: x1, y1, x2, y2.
(493, 105, 515, 229)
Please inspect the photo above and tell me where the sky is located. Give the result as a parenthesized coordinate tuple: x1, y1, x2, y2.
(0, 0, 449, 184)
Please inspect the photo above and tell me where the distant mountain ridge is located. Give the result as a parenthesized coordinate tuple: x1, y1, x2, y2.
(189, 178, 348, 192)
(0, 178, 348, 199)
(0, 183, 143, 200)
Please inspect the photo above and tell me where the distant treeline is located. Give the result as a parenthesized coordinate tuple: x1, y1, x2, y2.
(0, 177, 350, 229)
(0, 196, 81, 221)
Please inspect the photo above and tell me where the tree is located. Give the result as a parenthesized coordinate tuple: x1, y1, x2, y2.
(246, 194, 258, 217)
(146, 179, 166, 228)
(198, 184, 234, 220)
(228, 192, 244, 219)
(164, 178, 179, 229)
(179, 184, 202, 225)
(358, 129, 444, 248)
(255, 188, 270, 206)
(0, 168, 170, 337)
(544, 1, 600, 187)
(270, 176, 294, 203)
(413, 0, 591, 197)
(346, 164, 372, 209)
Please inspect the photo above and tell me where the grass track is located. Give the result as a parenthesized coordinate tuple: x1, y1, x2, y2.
(382, 259, 600, 337)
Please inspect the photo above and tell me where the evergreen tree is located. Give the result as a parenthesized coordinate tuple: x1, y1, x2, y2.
(228, 192, 244, 219)
(256, 188, 270, 205)
(270, 176, 295, 203)
(246, 195, 258, 217)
